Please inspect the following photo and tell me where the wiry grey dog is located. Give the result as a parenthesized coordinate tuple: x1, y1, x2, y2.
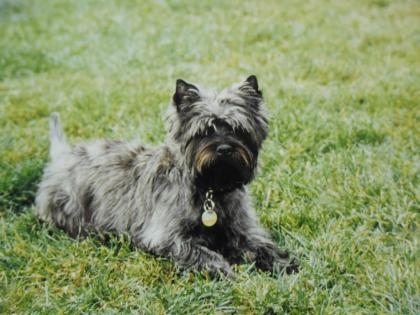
(35, 76, 298, 277)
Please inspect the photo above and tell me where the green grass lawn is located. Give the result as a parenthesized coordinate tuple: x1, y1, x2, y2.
(1, 0, 419, 313)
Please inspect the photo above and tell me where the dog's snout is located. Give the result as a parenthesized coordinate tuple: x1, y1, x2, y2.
(216, 144, 233, 156)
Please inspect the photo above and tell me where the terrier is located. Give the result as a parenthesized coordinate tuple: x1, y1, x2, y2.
(35, 76, 298, 276)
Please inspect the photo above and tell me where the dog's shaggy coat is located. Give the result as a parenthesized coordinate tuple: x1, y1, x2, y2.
(35, 76, 297, 276)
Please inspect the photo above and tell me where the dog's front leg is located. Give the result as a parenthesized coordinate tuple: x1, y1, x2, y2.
(167, 239, 233, 278)
(242, 230, 299, 274)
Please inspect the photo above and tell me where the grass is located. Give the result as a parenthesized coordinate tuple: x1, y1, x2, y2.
(0, 0, 419, 313)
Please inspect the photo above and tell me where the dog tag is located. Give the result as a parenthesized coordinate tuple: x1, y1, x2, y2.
(202, 210, 217, 227)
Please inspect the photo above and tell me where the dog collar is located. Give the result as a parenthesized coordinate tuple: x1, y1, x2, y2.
(202, 188, 217, 227)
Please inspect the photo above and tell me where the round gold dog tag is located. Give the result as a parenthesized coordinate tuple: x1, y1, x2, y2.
(202, 210, 217, 227)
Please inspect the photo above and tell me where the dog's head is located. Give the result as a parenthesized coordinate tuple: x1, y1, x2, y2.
(166, 75, 268, 191)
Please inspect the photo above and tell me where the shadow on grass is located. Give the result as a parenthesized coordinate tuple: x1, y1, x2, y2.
(0, 159, 45, 213)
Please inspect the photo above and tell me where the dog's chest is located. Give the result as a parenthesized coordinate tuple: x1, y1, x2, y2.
(188, 198, 239, 254)
(190, 221, 233, 252)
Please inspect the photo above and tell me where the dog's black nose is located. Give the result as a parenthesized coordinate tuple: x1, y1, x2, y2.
(216, 144, 233, 156)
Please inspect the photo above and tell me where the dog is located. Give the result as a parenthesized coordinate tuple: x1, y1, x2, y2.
(35, 75, 298, 277)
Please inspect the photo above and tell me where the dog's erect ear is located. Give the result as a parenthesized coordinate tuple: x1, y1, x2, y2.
(173, 79, 199, 110)
(246, 75, 259, 91)
(240, 75, 262, 98)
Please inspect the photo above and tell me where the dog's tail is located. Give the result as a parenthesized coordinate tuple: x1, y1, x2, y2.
(49, 112, 70, 160)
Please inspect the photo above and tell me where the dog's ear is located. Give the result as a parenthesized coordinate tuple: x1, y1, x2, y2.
(246, 75, 259, 91)
(173, 79, 200, 111)
(244, 75, 262, 97)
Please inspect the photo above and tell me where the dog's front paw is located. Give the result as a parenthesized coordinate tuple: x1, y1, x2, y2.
(204, 259, 234, 279)
(255, 246, 299, 275)
(273, 256, 299, 274)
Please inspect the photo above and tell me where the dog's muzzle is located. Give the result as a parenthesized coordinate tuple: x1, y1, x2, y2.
(194, 142, 254, 190)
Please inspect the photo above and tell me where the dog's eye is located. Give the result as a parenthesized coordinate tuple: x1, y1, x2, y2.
(234, 128, 249, 139)
(206, 126, 215, 136)
(225, 125, 234, 134)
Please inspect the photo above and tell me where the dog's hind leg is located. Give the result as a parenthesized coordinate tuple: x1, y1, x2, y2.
(36, 183, 87, 238)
